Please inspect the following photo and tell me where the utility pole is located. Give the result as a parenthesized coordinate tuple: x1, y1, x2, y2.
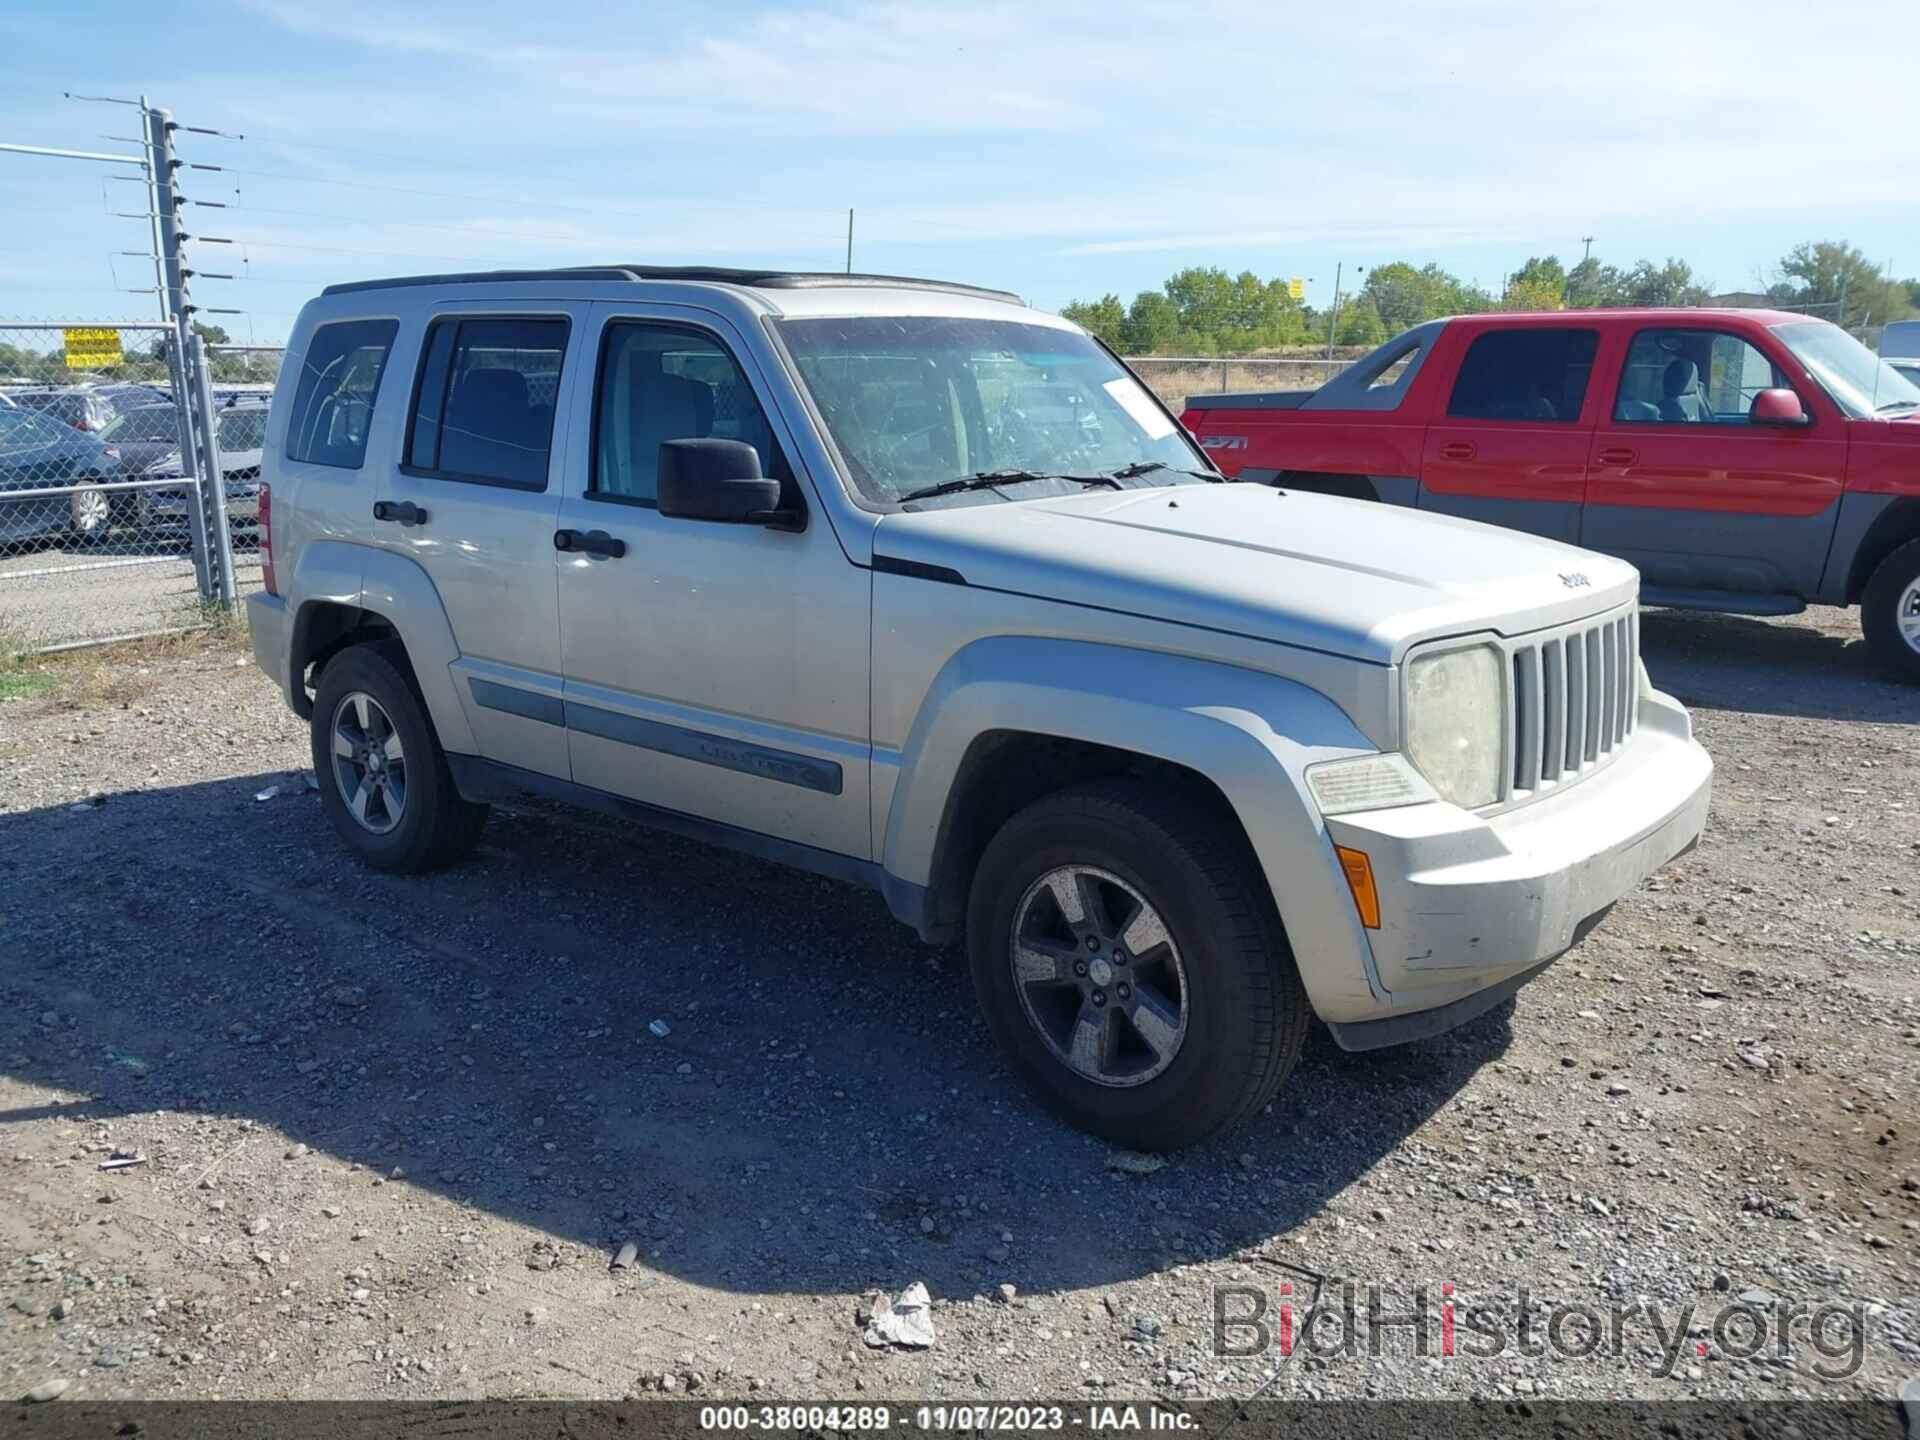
(846, 209, 854, 274)
(1324, 261, 1343, 361)
(1581, 235, 1594, 263)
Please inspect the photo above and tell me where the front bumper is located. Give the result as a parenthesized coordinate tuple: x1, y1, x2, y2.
(1317, 685, 1711, 1045)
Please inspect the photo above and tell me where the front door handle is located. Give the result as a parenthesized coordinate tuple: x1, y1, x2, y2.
(553, 528, 627, 559)
(373, 500, 428, 527)
(1439, 442, 1476, 461)
(1596, 447, 1637, 467)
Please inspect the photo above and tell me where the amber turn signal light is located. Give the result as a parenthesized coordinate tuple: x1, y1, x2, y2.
(1334, 845, 1381, 929)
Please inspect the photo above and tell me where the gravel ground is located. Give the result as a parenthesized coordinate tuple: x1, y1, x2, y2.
(0, 605, 1914, 1406)
(0, 536, 262, 649)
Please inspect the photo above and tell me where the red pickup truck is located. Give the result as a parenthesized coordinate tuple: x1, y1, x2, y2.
(1181, 309, 1920, 680)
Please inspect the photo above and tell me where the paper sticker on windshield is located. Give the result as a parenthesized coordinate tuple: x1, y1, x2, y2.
(1103, 376, 1176, 441)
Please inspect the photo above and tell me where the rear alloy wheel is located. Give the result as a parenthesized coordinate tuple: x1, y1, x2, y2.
(1861, 538, 1920, 683)
(329, 691, 409, 836)
(309, 644, 489, 871)
(69, 481, 112, 542)
(968, 780, 1309, 1150)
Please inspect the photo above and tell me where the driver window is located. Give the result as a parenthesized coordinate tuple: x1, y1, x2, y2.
(592, 323, 786, 504)
(1615, 329, 1790, 424)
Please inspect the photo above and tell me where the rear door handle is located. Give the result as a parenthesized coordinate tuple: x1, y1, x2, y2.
(1439, 442, 1476, 461)
(1596, 447, 1637, 467)
(553, 528, 626, 559)
(372, 500, 428, 526)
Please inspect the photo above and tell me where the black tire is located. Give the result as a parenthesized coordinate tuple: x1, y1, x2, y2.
(966, 779, 1309, 1150)
(309, 643, 489, 872)
(1861, 538, 1920, 683)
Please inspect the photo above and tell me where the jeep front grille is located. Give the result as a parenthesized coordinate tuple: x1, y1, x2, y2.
(1506, 607, 1638, 802)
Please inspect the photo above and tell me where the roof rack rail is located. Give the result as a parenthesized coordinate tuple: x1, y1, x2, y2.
(321, 265, 1023, 305)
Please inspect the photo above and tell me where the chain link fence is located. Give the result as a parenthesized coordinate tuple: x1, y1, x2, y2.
(0, 321, 268, 651)
(1125, 354, 1356, 413)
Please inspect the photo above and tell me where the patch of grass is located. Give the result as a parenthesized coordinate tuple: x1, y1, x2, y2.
(0, 607, 252, 711)
(0, 668, 57, 702)
(0, 623, 54, 703)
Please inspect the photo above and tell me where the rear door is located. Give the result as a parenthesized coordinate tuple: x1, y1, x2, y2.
(1581, 325, 1847, 596)
(1418, 325, 1600, 544)
(374, 303, 591, 779)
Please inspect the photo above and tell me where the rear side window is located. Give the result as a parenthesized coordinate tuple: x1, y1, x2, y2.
(1446, 328, 1599, 423)
(285, 319, 398, 469)
(406, 316, 567, 489)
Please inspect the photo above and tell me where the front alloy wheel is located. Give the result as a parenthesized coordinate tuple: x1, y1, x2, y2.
(967, 780, 1310, 1150)
(1010, 865, 1188, 1087)
(330, 691, 408, 835)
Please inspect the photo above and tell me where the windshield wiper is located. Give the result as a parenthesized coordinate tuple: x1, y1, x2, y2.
(894, 469, 1126, 504)
(1875, 400, 1920, 414)
(1106, 460, 1224, 483)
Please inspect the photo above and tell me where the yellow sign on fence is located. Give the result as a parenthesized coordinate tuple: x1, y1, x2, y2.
(62, 327, 123, 370)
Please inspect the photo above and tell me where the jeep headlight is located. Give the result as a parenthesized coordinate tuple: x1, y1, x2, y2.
(1405, 643, 1503, 810)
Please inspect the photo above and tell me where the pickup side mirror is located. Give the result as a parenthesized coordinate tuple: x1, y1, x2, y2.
(1749, 388, 1811, 428)
(656, 439, 799, 528)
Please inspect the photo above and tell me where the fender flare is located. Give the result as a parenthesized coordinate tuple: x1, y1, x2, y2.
(880, 635, 1391, 1017)
(288, 540, 477, 755)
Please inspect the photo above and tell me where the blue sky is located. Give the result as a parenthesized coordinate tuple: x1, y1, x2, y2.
(1, 0, 1913, 345)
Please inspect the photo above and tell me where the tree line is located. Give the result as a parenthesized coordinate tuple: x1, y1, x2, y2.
(1061, 240, 1919, 356)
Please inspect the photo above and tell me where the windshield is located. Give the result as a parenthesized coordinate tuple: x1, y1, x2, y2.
(1772, 321, 1920, 417)
(775, 315, 1212, 507)
(102, 405, 180, 443)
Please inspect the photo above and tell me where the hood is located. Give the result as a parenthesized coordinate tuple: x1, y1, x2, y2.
(873, 484, 1638, 664)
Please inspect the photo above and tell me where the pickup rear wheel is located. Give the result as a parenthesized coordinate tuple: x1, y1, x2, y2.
(1861, 538, 1920, 683)
(309, 643, 489, 871)
(967, 780, 1308, 1151)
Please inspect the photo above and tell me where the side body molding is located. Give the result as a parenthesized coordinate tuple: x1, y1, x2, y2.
(878, 636, 1392, 1018)
(289, 540, 478, 756)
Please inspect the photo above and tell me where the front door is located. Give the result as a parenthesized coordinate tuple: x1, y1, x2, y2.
(1418, 325, 1600, 545)
(1581, 326, 1848, 596)
(551, 302, 871, 862)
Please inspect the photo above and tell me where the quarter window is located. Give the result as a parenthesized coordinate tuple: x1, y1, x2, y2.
(592, 323, 785, 504)
(406, 316, 568, 489)
(1446, 328, 1599, 423)
(285, 318, 397, 469)
(1613, 329, 1791, 424)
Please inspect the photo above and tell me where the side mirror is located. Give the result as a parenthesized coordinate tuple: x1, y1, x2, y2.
(1750, 388, 1810, 428)
(656, 439, 799, 528)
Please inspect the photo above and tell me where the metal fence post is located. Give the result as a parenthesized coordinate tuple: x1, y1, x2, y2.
(186, 332, 236, 607)
(159, 329, 214, 599)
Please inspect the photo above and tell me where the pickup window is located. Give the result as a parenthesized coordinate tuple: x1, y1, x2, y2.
(1446, 328, 1598, 424)
(1614, 328, 1787, 424)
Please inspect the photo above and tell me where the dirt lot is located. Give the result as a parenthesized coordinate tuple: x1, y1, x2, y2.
(0, 607, 1914, 1405)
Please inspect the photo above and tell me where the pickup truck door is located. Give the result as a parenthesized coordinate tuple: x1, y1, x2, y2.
(1417, 325, 1600, 544)
(1581, 325, 1847, 597)
(549, 301, 872, 862)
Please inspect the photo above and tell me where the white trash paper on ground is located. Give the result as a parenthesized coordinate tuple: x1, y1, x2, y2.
(861, 1281, 935, 1349)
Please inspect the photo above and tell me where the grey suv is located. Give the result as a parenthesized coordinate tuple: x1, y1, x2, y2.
(248, 266, 1712, 1148)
